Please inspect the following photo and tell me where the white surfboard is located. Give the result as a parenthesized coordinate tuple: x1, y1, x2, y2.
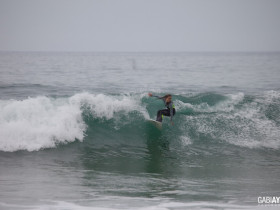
(148, 119, 162, 129)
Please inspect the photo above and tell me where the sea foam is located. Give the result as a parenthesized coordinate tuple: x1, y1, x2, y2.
(0, 93, 145, 152)
(0, 96, 85, 152)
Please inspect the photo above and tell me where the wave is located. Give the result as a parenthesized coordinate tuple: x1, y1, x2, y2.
(0, 91, 279, 152)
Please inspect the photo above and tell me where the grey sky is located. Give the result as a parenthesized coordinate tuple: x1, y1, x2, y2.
(0, 0, 280, 52)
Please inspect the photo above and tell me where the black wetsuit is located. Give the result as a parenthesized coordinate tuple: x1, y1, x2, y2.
(152, 95, 176, 122)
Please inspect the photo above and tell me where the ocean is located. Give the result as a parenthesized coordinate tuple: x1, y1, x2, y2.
(0, 52, 280, 210)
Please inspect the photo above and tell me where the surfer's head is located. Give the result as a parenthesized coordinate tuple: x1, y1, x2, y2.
(164, 94, 172, 103)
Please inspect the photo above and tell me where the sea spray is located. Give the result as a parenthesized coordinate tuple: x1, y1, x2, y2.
(0, 91, 279, 152)
(0, 96, 85, 152)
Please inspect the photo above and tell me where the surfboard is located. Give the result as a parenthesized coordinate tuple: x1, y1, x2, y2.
(148, 119, 162, 129)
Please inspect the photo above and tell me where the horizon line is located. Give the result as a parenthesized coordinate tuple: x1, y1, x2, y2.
(0, 50, 280, 54)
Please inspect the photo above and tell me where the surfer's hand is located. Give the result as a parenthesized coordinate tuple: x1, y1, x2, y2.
(148, 93, 153, 97)
(171, 121, 174, 126)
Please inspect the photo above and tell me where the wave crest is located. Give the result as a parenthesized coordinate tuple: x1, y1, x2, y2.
(1, 91, 279, 152)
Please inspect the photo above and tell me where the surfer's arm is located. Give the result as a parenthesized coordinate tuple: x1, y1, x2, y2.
(152, 95, 162, 99)
(148, 93, 162, 99)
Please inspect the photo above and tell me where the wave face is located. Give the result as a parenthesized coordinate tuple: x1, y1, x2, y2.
(0, 91, 280, 152)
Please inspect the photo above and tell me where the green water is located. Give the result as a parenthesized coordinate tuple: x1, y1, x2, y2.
(0, 52, 280, 209)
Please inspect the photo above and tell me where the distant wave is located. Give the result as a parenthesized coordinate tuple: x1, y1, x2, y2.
(0, 91, 279, 152)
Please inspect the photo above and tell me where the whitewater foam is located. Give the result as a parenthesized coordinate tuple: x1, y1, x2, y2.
(0, 93, 148, 152)
(1, 91, 279, 152)
(224, 91, 280, 149)
(179, 91, 280, 149)
(69, 92, 148, 120)
(176, 92, 244, 113)
(0, 96, 85, 152)
(180, 136, 193, 146)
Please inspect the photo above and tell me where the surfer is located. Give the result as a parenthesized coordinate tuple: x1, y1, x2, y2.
(148, 93, 175, 125)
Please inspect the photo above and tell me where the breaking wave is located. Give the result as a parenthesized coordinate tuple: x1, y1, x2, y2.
(0, 91, 279, 152)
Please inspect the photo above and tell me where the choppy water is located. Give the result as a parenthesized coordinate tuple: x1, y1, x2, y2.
(0, 52, 280, 210)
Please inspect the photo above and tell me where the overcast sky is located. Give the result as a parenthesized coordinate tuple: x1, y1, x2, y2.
(0, 0, 280, 52)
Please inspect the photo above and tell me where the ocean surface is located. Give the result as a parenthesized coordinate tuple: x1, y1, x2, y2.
(0, 52, 280, 210)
